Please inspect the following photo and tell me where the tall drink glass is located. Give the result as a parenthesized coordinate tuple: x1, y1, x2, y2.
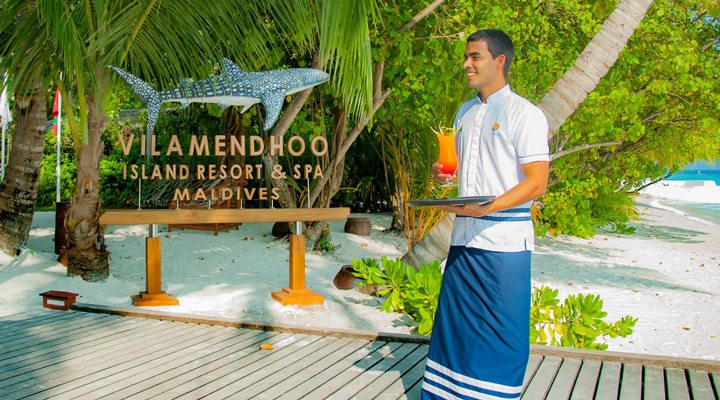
(436, 129, 458, 187)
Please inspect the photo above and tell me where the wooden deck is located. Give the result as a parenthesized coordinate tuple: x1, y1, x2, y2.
(0, 307, 718, 399)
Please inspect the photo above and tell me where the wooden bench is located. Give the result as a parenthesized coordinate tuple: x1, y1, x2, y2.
(39, 290, 79, 310)
(99, 208, 350, 307)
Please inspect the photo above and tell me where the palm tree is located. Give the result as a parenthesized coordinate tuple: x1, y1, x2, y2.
(402, 0, 657, 266)
(0, 1, 54, 255)
(1, 0, 380, 280)
(0, 82, 47, 255)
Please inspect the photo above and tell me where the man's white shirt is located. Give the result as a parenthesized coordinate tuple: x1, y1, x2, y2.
(451, 84, 549, 252)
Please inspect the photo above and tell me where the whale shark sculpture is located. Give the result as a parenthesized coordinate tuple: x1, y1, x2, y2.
(110, 59, 329, 137)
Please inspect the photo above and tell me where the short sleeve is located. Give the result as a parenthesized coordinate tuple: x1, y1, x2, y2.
(514, 106, 550, 164)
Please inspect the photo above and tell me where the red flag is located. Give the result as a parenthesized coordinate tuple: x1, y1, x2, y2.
(52, 88, 60, 136)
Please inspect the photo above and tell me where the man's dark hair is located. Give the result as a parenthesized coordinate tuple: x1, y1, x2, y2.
(467, 29, 514, 78)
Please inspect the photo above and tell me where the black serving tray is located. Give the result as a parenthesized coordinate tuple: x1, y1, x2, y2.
(407, 196, 495, 207)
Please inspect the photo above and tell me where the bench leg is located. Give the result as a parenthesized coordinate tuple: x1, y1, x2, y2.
(271, 234, 324, 306)
(131, 237, 179, 306)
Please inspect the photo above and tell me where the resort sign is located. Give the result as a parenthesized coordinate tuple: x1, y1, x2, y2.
(111, 59, 331, 203)
(118, 133, 327, 202)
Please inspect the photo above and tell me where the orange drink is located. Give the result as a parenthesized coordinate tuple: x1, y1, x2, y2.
(434, 126, 458, 186)
(437, 133, 458, 175)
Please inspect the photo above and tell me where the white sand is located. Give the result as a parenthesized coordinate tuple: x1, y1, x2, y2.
(1, 181, 718, 361)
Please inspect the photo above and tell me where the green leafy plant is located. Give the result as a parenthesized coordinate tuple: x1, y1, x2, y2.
(351, 256, 442, 335)
(530, 286, 637, 350)
(317, 239, 335, 252)
(353, 261, 636, 345)
(403, 260, 442, 335)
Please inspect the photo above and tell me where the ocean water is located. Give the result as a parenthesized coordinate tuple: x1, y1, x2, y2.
(664, 169, 720, 224)
(665, 170, 720, 185)
(672, 202, 720, 226)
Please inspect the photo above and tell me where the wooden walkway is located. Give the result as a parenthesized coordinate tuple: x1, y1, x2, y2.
(0, 307, 718, 399)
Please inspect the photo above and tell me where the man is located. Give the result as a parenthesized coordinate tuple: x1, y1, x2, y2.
(421, 29, 550, 400)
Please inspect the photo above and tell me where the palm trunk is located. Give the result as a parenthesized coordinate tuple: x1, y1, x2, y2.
(540, 0, 656, 137)
(65, 100, 109, 281)
(400, 0, 655, 266)
(401, 214, 453, 267)
(0, 81, 46, 255)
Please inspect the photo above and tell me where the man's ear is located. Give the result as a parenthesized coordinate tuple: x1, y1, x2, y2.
(495, 54, 506, 72)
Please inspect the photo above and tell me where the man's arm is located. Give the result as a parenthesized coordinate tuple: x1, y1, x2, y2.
(435, 161, 549, 217)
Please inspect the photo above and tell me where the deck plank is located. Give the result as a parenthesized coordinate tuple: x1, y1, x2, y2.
(400, 379, 424, 400)
(0, 310, 718, 400)
(594, 362, 622, 400)
(642, 366, 665, 400)
(171, 334, 318, 400)
(352, 344, 428, 400)
(288, 342, 404, 400)
(306, 342, 419, 400)
(523, 355, 543, 389)
(0, 317, 162, 384)
(31, 326, 255, 400)
(0, 321, 188, 394)
(272, 340, 391, 400)
(249, 339, 372, 400)
(569, 360, 601, 400)
(2, 321, 212, 398)
(665, 368, 690, 400)
(522, 356, 563, 400)
(371, 347, 428, 400)
(545, 357, 582, 400)
(0, 314, 125, 363)
(101, 332, 291, 400)
(214, 337, 355, 399)
(0, 308, 50, 320)
(0, 312, 110, 348)
(618, 363, 643, 400)
(687, 370, 716, 400)
(0, 310, 77, 337)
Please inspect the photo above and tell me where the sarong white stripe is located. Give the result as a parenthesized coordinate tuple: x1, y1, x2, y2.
(423, 371, 520, 400)
(422, 382, 464, 400)
(426, 359, 523, 394)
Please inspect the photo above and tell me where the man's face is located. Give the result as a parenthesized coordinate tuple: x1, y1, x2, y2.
(463, 40, 504, 90)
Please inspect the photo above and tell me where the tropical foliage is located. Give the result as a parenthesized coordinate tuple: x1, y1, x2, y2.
(352, 256, 442, 335)
(351, 257, 637, 349)
(531, 286, 637, 350)
(372, 0, 719, 238)
(4, 0, 719, 275)
(1, 0, 381, 279)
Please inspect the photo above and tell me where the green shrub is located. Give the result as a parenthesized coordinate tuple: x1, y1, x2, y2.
(352, 256, 442, 335)
(352, 259, 637, 347)
(530, 286, 637, 350)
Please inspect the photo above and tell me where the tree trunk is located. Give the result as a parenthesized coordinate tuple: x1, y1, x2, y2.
(540, 0, 656, 138)
(65, 99, 109, 281)
(401, 214, 453, 267)
(316, 107, 348, 208)
(400, 0, 656, 266)
(0, 81, 46, 255)
(308, 87, 392, 207)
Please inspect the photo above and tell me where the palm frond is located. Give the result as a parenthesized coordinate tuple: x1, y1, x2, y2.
(320, 0, 376, 119)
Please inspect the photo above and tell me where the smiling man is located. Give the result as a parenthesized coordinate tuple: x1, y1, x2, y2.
(422, 29, 550, 400)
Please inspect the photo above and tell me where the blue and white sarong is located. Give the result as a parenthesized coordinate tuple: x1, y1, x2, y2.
(422, 246, 531, 400)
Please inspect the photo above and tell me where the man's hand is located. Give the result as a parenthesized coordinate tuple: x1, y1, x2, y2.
(435, 202, 493, 217)
(435, 161, 548, 217)
(432, 163, 455, 184)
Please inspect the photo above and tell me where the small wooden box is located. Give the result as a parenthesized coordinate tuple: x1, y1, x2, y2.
(40, 290, 79, 310)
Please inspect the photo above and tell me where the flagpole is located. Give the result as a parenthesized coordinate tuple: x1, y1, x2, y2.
(56, 90, 62, 203)
(0, 80, 8, 182)
(1, 122, 6, 181)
